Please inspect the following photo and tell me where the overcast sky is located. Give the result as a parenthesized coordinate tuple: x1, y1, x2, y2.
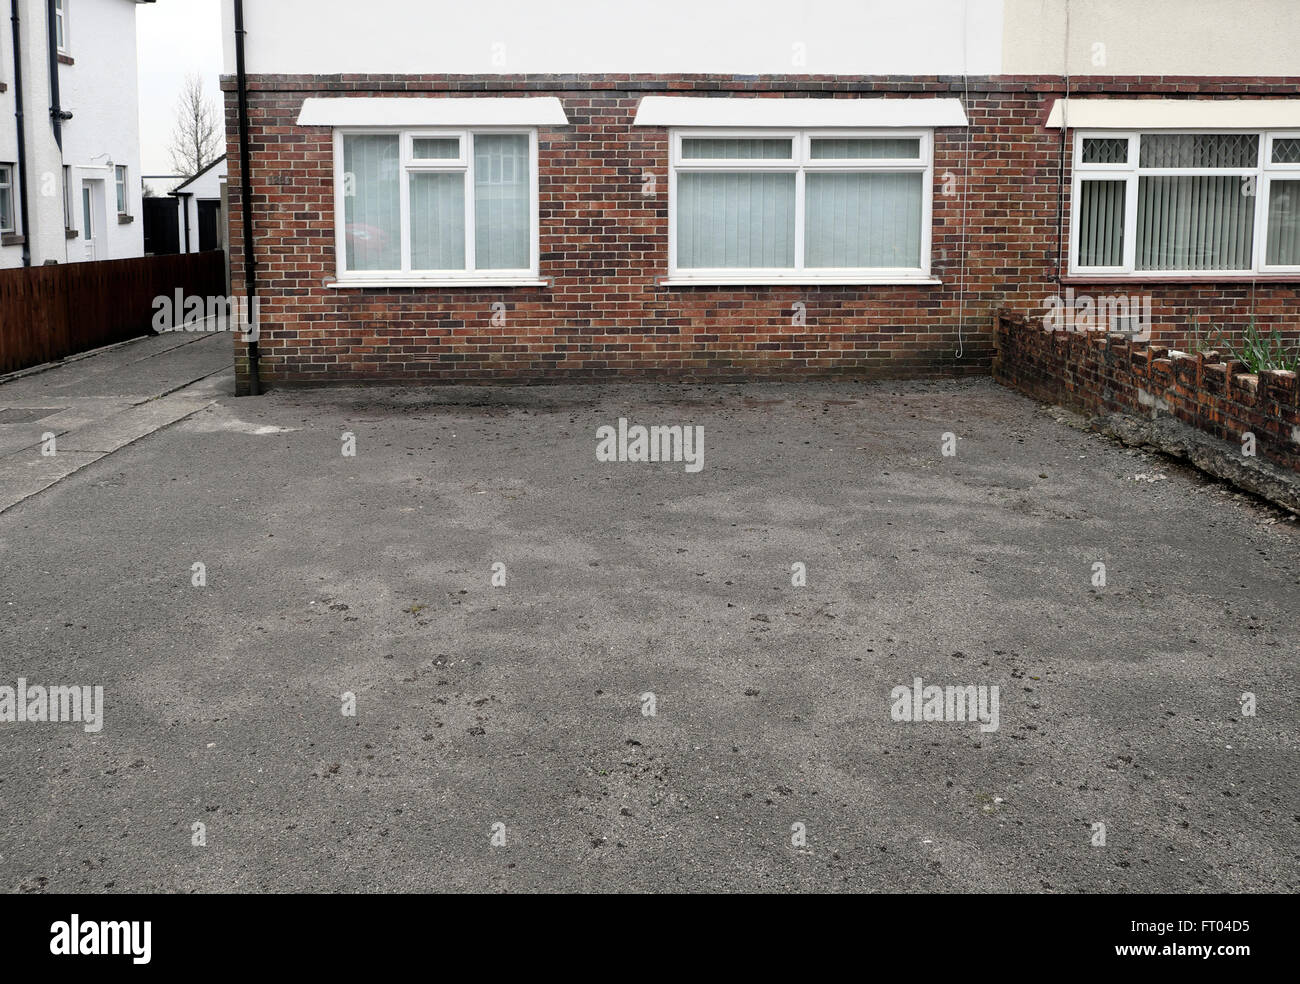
(137, 0, 224, 175)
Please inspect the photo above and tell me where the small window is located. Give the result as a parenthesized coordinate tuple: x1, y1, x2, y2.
(680, 138, 793, 160)
(411, 137, 460, 160)
(1273, 138, 1300, 165)
(115, 165, 128, 215)
(0, 164, 16, 235)
(82, 186, 93, 240)
(63, 165, 73, 229)
(670, 129, 933, 282)
(336, 128, 537, 282)
(54, 0, 68, 53)
(809, 137, 921, 160)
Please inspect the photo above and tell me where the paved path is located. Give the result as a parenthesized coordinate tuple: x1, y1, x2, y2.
(0, 332, 233, 513)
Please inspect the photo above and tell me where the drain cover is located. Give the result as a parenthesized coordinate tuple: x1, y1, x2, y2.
(0, 408, 66, 424)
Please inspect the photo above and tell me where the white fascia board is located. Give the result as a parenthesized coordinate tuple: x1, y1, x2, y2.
(297, 97, 569, 127)
(1046, 99, 1300, 129)
(633, 96, 968, 128)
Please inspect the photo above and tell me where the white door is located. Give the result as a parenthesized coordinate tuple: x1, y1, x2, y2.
(81, 181, 105, 261)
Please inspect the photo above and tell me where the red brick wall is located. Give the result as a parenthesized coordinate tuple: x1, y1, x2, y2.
(221, 74, 1300, 391)
(994, 310, 1300, 472)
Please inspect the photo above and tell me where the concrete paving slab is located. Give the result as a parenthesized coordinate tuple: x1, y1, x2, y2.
(0, 450, 106, 512)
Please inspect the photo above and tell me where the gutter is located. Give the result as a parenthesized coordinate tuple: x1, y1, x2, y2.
(8, 0, 31, 266)
(233, 0, 260, 394)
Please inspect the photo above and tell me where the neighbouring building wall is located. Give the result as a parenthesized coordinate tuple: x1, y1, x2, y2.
(1, 0, 146, 270)
(173, 156, 226, 253)
(58, 0, 146, 262)
(0, 16, 17, 267)
(219, 1, 1300, 391)
(1002, 0, 1300, 77)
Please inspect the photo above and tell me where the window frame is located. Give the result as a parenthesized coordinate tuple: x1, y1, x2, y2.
(331, 126, 541, 287)
(0, 163, 16, 235)
(1070, 128, 1300, 277)
(666, 127, 935, 286)
(115, 164, 128, 216)
(54, 0, 68, 54)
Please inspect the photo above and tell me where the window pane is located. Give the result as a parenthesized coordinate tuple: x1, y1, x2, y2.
(677, 171, 795, 268)
(474, 134, 529, 270)
(343, 134, 401, 271)
(805, 171, 922, 268)
(1273, 139, 1300, 165)
(1081, 137, 1127, 165)
(1136, 175, 1255, 270)
(413, 138, 459, 160)
(1266, 179, 1300, 265)
(410, 172, 465, 270)
(681, 138, 792, 160)
(1139, 133, 1258, 168)
(810, 138, 920, 160)
(1077, 179, 1126, 267)
(0, 183, 11, 232)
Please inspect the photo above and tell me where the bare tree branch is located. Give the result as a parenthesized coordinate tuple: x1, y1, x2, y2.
(168, 73, 223, 179)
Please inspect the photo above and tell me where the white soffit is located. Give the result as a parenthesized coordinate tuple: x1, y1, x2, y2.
(633, 96, 968, 128)
(1046, 99, 1300, 129)
(297, 97, 569, 127)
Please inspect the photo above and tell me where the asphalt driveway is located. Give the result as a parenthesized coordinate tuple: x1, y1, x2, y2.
(1, 365, 1297, 892)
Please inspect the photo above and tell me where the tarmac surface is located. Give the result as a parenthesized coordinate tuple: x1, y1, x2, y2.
(1, 333, 1297, 892)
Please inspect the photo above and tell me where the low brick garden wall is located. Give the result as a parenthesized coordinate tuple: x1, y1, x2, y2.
(993, 310, 1300, 473)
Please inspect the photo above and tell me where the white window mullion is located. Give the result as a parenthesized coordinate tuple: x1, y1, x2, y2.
(465, 133, 477, 274)
(793, 164, 806, 272)
(399, 160, 412, 275)
(1122, 170, 1139, 273)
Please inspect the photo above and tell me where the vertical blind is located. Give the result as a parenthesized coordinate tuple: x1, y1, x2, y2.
(1077, 180, 1125, 267)
(343, 134, 401, 271)
(1135, 175, 1255, 271)
(805, 172, 922, 268)
(1266, 179, 1300, 266)
(474, 134, 530, 270)
(678, 171, 796, 268)
(410, 172, 465, 270)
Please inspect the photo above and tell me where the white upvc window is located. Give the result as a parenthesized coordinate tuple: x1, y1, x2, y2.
(0, 164, 16, 235)
(54, 0, 68, 53)
(667, 128, 935, 285)
(332, 128, 540, 286)
(1071, 130, 1300, 276)
(115, 164, 128, 215)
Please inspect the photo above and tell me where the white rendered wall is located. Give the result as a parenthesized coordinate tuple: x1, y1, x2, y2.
(221, 0, 1005, 76)
(59, 0, 146, 262)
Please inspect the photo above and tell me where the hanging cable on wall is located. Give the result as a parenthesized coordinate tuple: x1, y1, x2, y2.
(954, 0, 971, 360)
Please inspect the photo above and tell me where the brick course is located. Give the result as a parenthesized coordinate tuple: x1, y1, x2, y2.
(222, 74, 1300, 392)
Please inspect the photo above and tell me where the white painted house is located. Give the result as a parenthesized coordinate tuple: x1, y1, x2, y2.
(170, 153, 225, 253)
(0, 0, 152, 269)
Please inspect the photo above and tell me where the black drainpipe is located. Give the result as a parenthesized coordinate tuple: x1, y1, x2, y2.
(234, 0, 261, 394)
(45, 0, 68, 150)
(9, 0, 32, 266)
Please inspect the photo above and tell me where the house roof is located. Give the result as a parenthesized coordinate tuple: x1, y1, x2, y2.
(171, 155, 227, 195)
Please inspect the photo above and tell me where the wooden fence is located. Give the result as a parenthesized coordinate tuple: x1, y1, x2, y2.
(0, 251, 228, 375)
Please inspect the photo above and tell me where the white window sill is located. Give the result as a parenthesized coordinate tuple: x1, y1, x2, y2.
(1065, 272, 1300, 283)
(660, 276, 942, 287)
(328, 277, 549, 289)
